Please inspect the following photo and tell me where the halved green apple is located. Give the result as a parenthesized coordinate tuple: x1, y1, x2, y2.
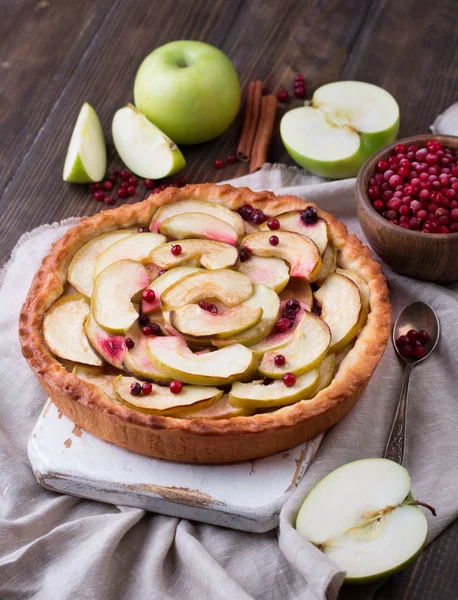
(260, 212, 328, 255)
(113, 375, 222, 416)
(336, 268, 370, 310)
(142, 266, 200, 313)
(316, 244, 337, 285)
(150, 199, 245, 237)
(43, 294, 102, 366)
(279, 278, 313, 309)
(159, 213, 239, 246)
(314, 273, 365, 352)
(181, 394, 250, 419)
(161, 268, 253, 309)
(84, 311, 132, 369)
(112, 104, 185, 179)
(92, 260, 151, 334)
(68, 229, 136, 297)
(72, 365, 119, 404)
(146, 336, 255, 386)
(150, 239, 238, 270)
(94, 232, 166, 278)
(260, 310, 331, 378)
(238, 255, 290, 293)
(241, 231, 321, 281)
(213, 284, 280, 348)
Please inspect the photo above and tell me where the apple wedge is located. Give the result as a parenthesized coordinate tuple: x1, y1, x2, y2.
(113, 375, 222, 416)
(94, 232, 166, 278)
(73, 365, 119, 404)
(181, 394, 250, 419)
(336, 268, 370, 310)
(92, 260, 151, 334)
(112, 104, 185, 179)
(150, 199, 245, 237)
(279, 279, 313, 309)
(260, 212, 328, 255)
(230, 369, 319, 410)
(238, 255, 290, 293)
(161, 269, 253, 309)
(159, 213, 239, 246)
(150, 239, 238, 270)
(68, 229, 136, 297)
(241, 231, 321, 281)
(316, 244, 337, 285)
(43, 294, 102, 366)
(314, 273, 366, 352)
(142, 266, 200, 313)
(260, 310, 331, 378)
(63, 103, 106, 183)
(296, 459, 429, 583)
(213, 284, 280, 348)
(84, 311, 133, 369)
(146, 336, 255, 386)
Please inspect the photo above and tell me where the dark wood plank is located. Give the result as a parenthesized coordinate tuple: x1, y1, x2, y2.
(0, 0, 115, 191)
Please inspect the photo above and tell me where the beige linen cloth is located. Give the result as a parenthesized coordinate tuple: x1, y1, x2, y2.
(2, 108, 458, 599)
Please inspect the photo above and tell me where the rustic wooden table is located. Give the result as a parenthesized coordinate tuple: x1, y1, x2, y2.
(2, 0, 457, 598)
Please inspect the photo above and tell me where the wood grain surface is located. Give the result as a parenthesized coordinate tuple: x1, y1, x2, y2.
(1, 0, 457, 598)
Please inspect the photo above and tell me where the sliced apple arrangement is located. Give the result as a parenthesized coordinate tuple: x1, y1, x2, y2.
(42, 201, 371, 419)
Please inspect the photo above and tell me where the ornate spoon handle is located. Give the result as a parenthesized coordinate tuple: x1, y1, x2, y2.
(384, 363, 413, 465)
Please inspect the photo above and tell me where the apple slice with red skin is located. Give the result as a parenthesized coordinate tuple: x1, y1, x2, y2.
(159, 213, 239, 246)
(84, 311, 132, 369)
(260, 211, 328, 255)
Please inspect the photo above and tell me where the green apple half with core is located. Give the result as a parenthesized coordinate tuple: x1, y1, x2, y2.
(296, 458, 435, 583)
(281, 81, 399, 179)
(134, 41, 240, 145)
(63, 103, 106, 183)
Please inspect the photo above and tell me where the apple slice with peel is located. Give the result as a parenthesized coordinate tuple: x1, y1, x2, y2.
(146, 336, 255, 386)
(159, 213, 239, 246)
(68, 229, 136, 297)
(260, 310, 331, 378)
(260, 212, 328, 255)
(296, 458, 432, 583)
(213, 284, 280, 348)
(123, 331, 172, 383)
(181, 394, 250, 419)
(314, 353, 336, 393)
(336, 268, 370, 310)
(250, 300, 307, 358)
(73, 365, 119, 404)
(150, 239, 238, 270)
(241, 231, 321, 281)
(43, 294, 102, 366)
(92, 260, 151, 334)
(316, 244, 337, 285)
(314, 273, 366, 352)
(113, 375, 222, 416)
(150, 199, 245, 237)
(84, 312, 132, 369)
(112, 104, 185, 179)
(142, 266, 200, 313)
(238, 255, 290, 293)
(94, 232, 166, 278)
(170, 304, 263, 339)
(230, 368, 319, 410)
(63, 103, 106, 183)
(279, 279, 313, 309)
(161, 268, 253, 309)
(281, 81, 399, 179)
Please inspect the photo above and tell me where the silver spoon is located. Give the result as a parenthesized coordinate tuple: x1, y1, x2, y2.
(384, 302, 440, 465)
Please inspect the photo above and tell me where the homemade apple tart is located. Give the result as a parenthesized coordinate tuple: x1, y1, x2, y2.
(20, 184, 390, 463)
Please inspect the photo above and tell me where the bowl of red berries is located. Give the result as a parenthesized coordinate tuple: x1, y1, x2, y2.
(356, 134, 458, 282)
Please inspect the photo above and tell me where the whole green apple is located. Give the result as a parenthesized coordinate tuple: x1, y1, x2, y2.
(134, 41, 240, 145)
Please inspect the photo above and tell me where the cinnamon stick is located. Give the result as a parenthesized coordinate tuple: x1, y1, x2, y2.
(249, 94, 277, 173)
(236, 80, 263, 162)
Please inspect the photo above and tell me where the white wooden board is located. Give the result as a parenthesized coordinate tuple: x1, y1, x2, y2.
(28, 400, 322, 532)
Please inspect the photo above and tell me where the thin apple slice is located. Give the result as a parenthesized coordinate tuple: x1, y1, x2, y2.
(150, 239, 238, 270)
(336, 268, 370, 310)
(43, 294, 102, 366)
(181, 394, 250, 419)
(170, 304, 262, 339)
(279, 278, 313, 309)
(113, 375, 222, 416)
(316, 244, 337, 285)
(94, 232, 166, 278)
(213, 284, 280, 348)
(315, 353, 336, 392)
(241, 231, 321, 281)
(159, 213, 239, 246)
(73, 365, 119, 404)
(161, 269, 253, 309)
(63, 103, 106, 183)
(260, 310, 331, 378)
(123, 332, 172, 383)
(238, 255, 290, 293)
(112, 104, 185, 178)
(229, 369, 319, 410)
(150, 199, 245, 237)
(260, 212, 328, 255)
(92, 260, 151, 334)
(142, 266, 200, 313)
(68, 229, 136, 297)
(84, 312, 133, 369)
(146, 336, 255, 386)
(314, 273, 365, 352)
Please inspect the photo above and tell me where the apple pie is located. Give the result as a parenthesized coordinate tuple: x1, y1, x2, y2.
(19, 184, 390, 463)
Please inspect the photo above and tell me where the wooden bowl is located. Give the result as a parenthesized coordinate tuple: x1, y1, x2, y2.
(356, 134, 458, 282)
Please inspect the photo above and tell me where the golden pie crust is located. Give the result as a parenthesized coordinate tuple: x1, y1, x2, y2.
(19, 184, 390, 463)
